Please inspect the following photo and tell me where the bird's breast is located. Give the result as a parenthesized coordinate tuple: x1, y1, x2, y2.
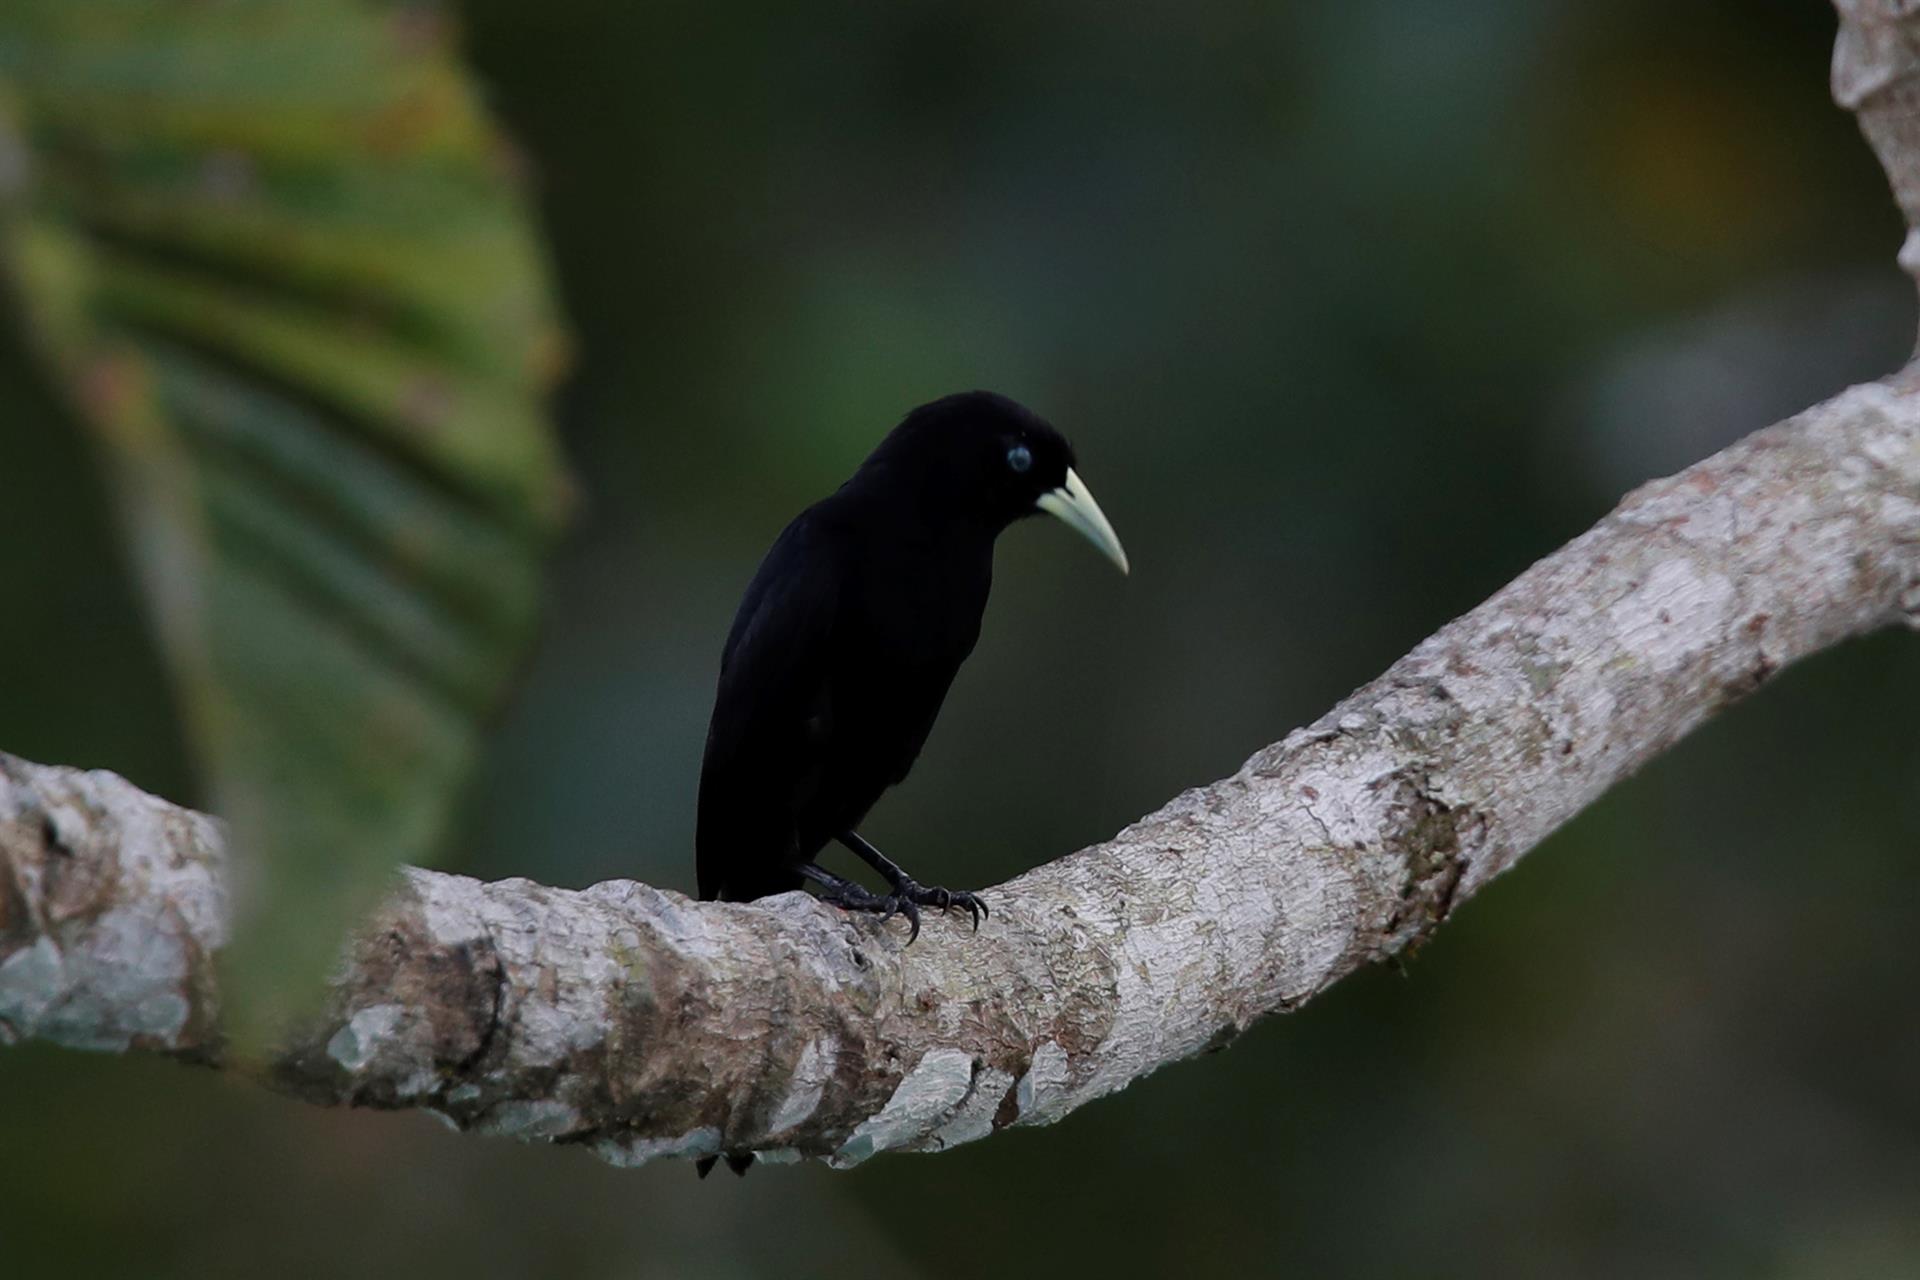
(859, 577, 987, 668)
(832, 544, 989, 719)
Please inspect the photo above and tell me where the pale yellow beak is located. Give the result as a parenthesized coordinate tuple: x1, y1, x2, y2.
(1036, 467, 1129, 575)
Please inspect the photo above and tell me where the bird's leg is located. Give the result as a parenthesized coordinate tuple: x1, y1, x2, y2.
(835, 831, 988, 931)
(797, 861, 923, 943)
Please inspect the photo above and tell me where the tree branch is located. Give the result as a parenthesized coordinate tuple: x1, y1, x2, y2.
(4, 1, 1919, 1171)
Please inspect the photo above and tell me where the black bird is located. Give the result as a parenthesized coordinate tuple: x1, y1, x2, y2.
(695, 390, 1129, 940)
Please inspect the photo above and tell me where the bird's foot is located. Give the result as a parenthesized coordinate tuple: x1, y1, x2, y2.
(812, 876, 987, 944)
(892, 878, 989, 933)
(829, 833, 990, 938)
(814, 879, 925, 943)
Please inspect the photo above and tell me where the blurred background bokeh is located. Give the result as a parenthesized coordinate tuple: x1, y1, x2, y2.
(5, 0, 1920, 1276)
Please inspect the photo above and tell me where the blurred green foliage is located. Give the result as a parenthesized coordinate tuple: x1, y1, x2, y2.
(0, 0, 567, 1040)
(3, 0, 1919, 1277)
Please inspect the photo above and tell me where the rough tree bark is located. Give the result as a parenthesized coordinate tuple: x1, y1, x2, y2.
(3, 2, 1918, 1171)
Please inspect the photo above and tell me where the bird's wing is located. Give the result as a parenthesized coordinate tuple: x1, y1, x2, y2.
(715, 512, 842, 705)
(695, 512, 843, 900)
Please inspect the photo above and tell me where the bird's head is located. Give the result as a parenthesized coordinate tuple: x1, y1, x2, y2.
(863, 391, 1130, 574)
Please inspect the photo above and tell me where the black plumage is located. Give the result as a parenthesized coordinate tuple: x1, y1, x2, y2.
(694, 390, 1128, 940)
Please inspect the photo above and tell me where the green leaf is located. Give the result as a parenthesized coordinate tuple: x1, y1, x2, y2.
(0, 0, 569, 1047)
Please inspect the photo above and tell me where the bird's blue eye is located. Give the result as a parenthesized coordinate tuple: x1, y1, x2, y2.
(1006, 444, 1033, 473)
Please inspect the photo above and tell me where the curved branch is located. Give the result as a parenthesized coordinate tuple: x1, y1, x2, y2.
(6, 371, 1917, 1167)
(3, 0, 1919, 1171)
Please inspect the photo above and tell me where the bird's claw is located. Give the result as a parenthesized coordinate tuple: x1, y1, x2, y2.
(817, 883, 923, 943)
(818, 879, 988, 943)
(957, 890, 988, 931)
(878, 894, 922, 944)
(914, 885, 987, 931)
(893, 880, 988, 937)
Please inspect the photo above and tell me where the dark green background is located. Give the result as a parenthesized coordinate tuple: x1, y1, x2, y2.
(6, 0, 1919, 1275)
